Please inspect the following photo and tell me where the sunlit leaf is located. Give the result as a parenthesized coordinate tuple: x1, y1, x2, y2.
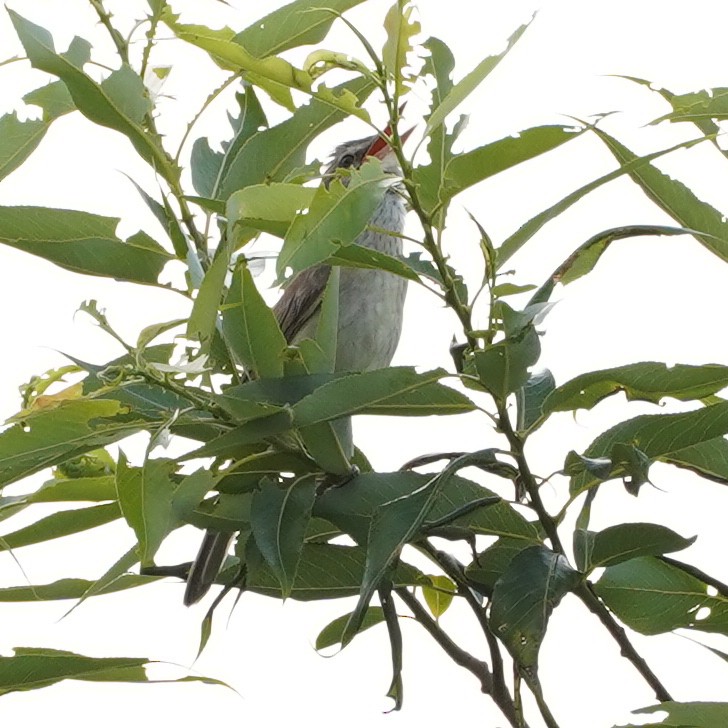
(0, 399, 144, 489)
(595, 128, 728, 262)
(277, 158, 393, 278)
(425, 17, 532, 135)
(0, 207, 172, 285)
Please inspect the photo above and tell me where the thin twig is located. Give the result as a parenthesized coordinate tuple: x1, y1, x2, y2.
(576, 582, 672, 701)
(494, 403, 673, 704)
(395, 587, 494, 694)
(417, 542, 525, 728)
(88, 0, 129, 63)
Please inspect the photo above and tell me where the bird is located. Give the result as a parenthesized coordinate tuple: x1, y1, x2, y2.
(183, 125, 412, 606)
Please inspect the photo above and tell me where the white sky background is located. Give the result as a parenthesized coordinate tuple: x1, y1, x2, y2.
(1, 1, 728, 726)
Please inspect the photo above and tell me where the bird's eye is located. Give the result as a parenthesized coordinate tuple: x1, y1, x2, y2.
(339, 153, 355, 168)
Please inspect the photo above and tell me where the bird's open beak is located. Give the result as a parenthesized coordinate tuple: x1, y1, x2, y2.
(366, 123, 415, 160)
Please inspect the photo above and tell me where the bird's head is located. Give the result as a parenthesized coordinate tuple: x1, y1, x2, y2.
(324, 123, 414, 181)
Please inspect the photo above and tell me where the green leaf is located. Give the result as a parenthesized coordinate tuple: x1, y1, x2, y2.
(0, 648, 148, 695)
(235, 0, 367, 58)
(529, 225, 703, 306)
(566, 443, 651, 495)
(0, 647, 223, 695)
(425, 17, 532, 135)
(0, 207, 172, 285)
(382, 0, 421, 95)
(422, 575, 456, 619)
(10, 12, 169, 174)
(325, 244, 421, 283)
(544, 362, 728, 414)
(496, 137, 707, 269)
(0, 399, 144, 489)
(570, 401, 728, 495)
(516, 368, 555, 433)
(0, 114, 49, 182)
(250, 476, 316, 598)
(0, 503, 120, 550)
(227, 183, 316, 242)
(474, 326, 541, 399)
(221, 263, 287, 376)
(465, 537, 535, 596)
(115, 455, 178, 566)
(0, 574, 159, 602)
(163, 11, 369, 119)
(655, 87, 728, 123)
(574, 523, 695, 572)
(620, 701, 728, 728)
(0, 475, 116, 522)
(191, 86, 267, 199)
(292, 367, 475, 425)
(663, 437, 728, 485)
(595, 128, 728, 262)
(595, 556, 728, 636)
(245, 542, 424, 600)
(316, 607, 386, 650)
(339, 453, 528, 645)
(490, 545, 580, 668)
(414, 37, 456, 218)
(24, 80, 76, 120)
(215, 76, 375, 200)
(315, 470, 539, 546)
(187, 238, 232, 349)
(277, 159, 392, 278)
(443, 126, 578, 205)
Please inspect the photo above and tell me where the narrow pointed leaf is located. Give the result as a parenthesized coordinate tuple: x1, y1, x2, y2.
(623, 701, 728, 728)
(0, 503, 120, 550)
(595, 128, 728, 262)
(10, 12, 169, 173)
(425, 18, 532, 135)
(115, 455, 178, 565)
(235, 0, 367, 57)
(292, 367, 475, 425)
(221, 264, 287, 377)
(543, 362, 728, 415)
(250, 476, 316, 597)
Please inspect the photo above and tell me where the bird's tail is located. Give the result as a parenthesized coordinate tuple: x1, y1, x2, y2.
(183, 530, 234, 606)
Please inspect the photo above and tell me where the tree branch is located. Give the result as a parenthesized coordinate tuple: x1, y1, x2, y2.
(576, 582, 673, 701)
(395, 587, 493, 693)
(416, 542, 526, 728)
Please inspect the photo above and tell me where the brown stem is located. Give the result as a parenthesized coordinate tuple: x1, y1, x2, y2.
(395, 587, 493, 693)
(496, 404, 673, 704)
(576, 582, 673, 702)
(417, 542, 525, 728)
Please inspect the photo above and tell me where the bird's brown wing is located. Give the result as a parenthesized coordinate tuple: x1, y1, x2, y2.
(273, 264, 331, 343)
